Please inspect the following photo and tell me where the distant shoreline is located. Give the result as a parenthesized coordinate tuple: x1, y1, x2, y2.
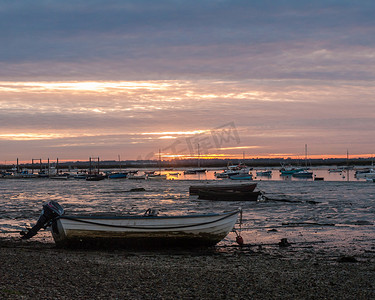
(1, 157, 374, 170)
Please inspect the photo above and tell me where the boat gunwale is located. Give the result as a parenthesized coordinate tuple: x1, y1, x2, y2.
(58, 209, 240, 221)
(55, 210, 240, 231)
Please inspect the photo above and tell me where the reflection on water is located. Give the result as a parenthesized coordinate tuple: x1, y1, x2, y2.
(170, 168, 364, 182)
(1, 170, 374, 256)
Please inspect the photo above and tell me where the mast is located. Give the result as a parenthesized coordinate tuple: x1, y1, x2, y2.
(159, 149, 161, 173)
(197, 144, 200, 168)
(346, 149, 349, 182)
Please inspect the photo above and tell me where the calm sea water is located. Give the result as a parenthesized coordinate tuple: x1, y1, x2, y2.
(1, 168, 374, 256)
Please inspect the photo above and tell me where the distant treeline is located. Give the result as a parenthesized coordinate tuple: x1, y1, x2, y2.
(1, 157, 374, 170)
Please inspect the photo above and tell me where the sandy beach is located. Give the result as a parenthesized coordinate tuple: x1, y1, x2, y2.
(1, 238, 374, 300)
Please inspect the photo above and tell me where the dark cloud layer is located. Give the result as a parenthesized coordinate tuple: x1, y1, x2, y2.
(1, 1, 375, 81)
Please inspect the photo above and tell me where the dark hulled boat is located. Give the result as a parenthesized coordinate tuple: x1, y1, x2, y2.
(189, 183, 257, 195)
(197, 190, 261, 201)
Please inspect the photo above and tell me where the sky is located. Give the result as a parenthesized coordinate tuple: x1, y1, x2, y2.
(1, 0, 375, 163)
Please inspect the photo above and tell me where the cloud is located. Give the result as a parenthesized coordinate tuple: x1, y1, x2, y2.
(1, 1, 375, 160)
(1, 1, 375, 81)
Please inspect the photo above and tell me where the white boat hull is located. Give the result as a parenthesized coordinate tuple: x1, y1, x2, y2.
(51, 210, 240, 248)
(356, 172, 375, 179)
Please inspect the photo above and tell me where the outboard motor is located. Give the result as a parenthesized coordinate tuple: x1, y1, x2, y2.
(20, 201, 64, 239)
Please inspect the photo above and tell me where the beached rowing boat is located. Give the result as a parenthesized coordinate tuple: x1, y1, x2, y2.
(52, 209, 240, 248)
(21, 201, 241, 249)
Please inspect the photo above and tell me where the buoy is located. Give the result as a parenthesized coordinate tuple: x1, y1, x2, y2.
(236, 235, 244, 246)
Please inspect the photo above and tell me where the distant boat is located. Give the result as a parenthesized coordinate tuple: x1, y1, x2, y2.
(280, 166, 304, 175)
(256, 170, 272, 176)
(108, 172, 127, 179)
(73, 172, 87, 179)
(356, 170, 375, 179)
(147, 174, 167, 180)
(184, 168, 207, 174)
(227, 162, 250, 171)
(290, 144, 313, 178)
(147, 149, 167, 180)
(215, 169, 239, 178)
(184, 143, 206, 174)
(355, 160, 375, 179)
(86, 174, 106, 181)
(38, 170, 50, 178)
(328, 168, 344, 173)
(215, 162, 251, 178)
(108, 155, 127, 179)
(215, 172, 230, 178)
(19, 170, 38, 179)
(292, 170, 313, 178)
(169, 172, 180, 176)
(144, 171, 156, 175)
(128, 174, 146, 180)
(229, 173, 253, 180)
(126, 170, 139, 175)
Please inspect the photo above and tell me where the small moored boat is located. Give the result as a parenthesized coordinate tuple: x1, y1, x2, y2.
(86, 174, 106, 181)
(292, 170, 313, 178)
(108, 172, 127, 179)
(197, 190, 260, 201)
(256, 170, 272, 176)
(189, 183, 257, 195)
(184, 168, 207, 174)
(147, 173, 167, 180)
(229, 173, 253, 180)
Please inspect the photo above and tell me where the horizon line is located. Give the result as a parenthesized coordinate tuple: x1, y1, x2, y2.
(2, 154, 375, 165)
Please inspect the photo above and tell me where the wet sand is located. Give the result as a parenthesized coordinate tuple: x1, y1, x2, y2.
(1, 238, 374, 299)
